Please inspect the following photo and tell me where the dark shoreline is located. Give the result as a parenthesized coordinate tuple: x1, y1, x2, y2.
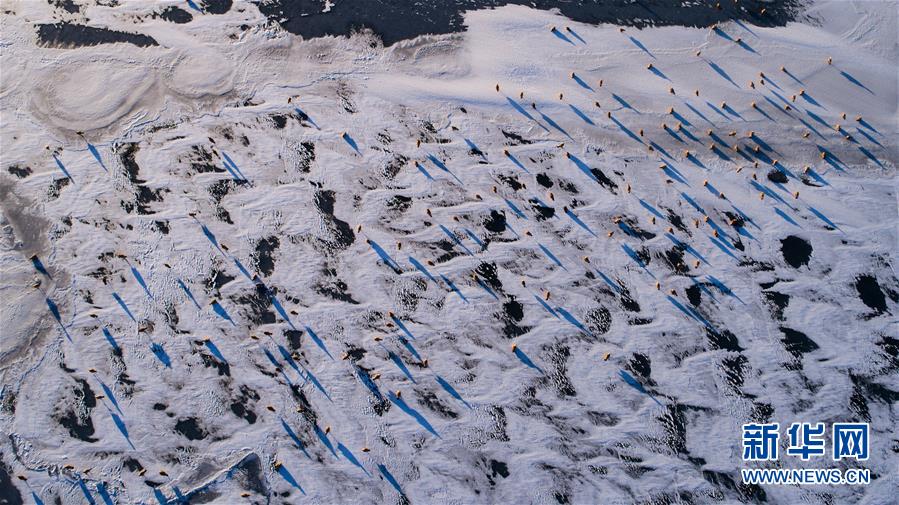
(253, 0, 804, 47)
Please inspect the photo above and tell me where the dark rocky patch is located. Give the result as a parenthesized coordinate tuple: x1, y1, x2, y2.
(37, 23, 158, 48)
(203, 0, 233, 15)
(589, 167, 618, 193)
(780, 235, 812, 268)
(386, 194, 412, 213)
(55, 378, 98, 443)
(706, 328, 743, 352)
(292, 141, 315, 173)
(501, 129, 532, 145)
(685, 284, 701, 307)
(855, 275, 887, 314)
(254, 236, 279, 277)
(763, 291, 789, 320)
(284, 329, 304, 351)
(497, 174, 524, 191)
(49, 0, 79, 13)
(231, 283, 277, 326)
(483, 210, 506, 233)
(175, 417, 208, 441)
(779, 327, 818, 359)
(314, 190, 355, 250)
(254, 0, 801, 47)
(474, 262, 503, 293)
(414, 388, 457, 419)
(529, 198, 555, 220)
(271, 114, 288, 129)
(158, 6, 192, 23)
(702, 469, 768, 503)
(766, 169, 788, 183)
(584, 306, 611, 335)
(230, 385, 260, 424)
(497, 296, 529, 339)
(536, 173, 553, 188)
(6, 165, 31, 178)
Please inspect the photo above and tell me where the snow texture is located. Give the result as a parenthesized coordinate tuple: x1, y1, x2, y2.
(0, 1, 897, 504)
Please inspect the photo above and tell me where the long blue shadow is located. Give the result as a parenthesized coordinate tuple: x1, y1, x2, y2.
(281, 418, 312, 458)
(111, 292, 135, 321)
(629, 36, 654, 57)
(53, 155, 74, 183)
(619, 370, 663, 406)
(314, 424, 338, 457)
(368, 239, 402, 271)
(176, 279, 201, 309)
(464, 228, 486, 250)
(555, 307, 593, 337)
(551, 27, 575, 45)
(572, 74, 594, 91)
(102, 328, 122, 353)
(680, 192, 706, 214)
(709, 235, 738, 259)
(109, 408, 135, 449)
(337, 442, 371, 476)
(99, 380, 122, 415)
(708, 62, 738, 87)
(87, 143, 108, 172)
(783, 68, 803, 85)
(611, 93, 637, 112)
(409, 256, 438, 284)
(712, 26, 733, 41)
(388, 391, 439, 437)
(564, 208, 596, 237)
(513, 347, 543, 372)
(610, 116, 644, 144)
(390, 314, 416, 341)
(566, 27, 586, 44)
(505, 152, 530, 173)
(436, 375, 472, 409)
(504, 199, 527, 220)
(859, 146, 884, 168)
(355, 366, 384, 401)
(621, 244, 654, 277)
(705, 101, 730, 120)
(222, 152, 247, 180)
(130, 266, 153, 300)
(595, 269, 622, 293)
(671, 111, 693, 128)
(416, 162, 434, 181)
(388, 351, 416, 383)
(505, 97, 547, 131)
(440, 224, 474, 255)
(538, 243, 566, 270)
(378, 464, 406, 497)
(663, 126, 685, 143)
(639, 199, 665, 220)
(294, 106, 320, 129)
(537, 110, 572, 139)
(30, 255, 51, 277)
(151, 342, 171, 367)
(476, 278, 500, 300)
(342, 133, 361, 154)
(774, 208, 800, 227)
(569, 104, 595, 125)
(840, 71, 873, 93)
(277, 465, 307, 493)
(707, 275, 743, 303)
(648, 66, 670, 81)
(855, 127, 882, 147)
(78, 478, 97, 505)
(427, 154, 463, 184)
(465, 138, 487, 159)
(665, 233, 709, 264)
(808, 206, 841, 230)
(305, 325, 334, 359)
(684, 102, 714, 126)
(440, 274, 468, 303)
(96, 483, 114, 505)
(211, 300, 235, 325)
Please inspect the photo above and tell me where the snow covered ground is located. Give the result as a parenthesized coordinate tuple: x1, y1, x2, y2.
(0, 1, 896, 504)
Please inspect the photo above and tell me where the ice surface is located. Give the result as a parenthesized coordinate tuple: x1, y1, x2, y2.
(0, 1, 896, 504)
